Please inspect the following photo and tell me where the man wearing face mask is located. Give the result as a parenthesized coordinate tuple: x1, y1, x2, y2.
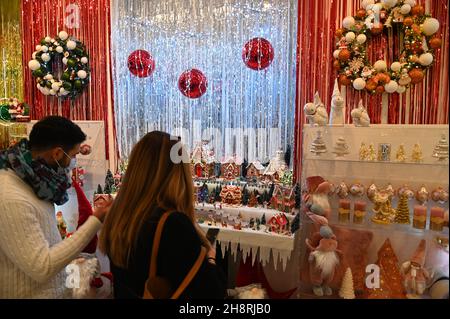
(0, 116, 111, 298)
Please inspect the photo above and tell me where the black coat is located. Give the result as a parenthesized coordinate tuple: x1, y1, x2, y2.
(110, 208, 226, 299)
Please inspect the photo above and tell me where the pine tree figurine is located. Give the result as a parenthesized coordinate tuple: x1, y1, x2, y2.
(310, 131, 327, 155)
(395, 193, 410, 224)
(432, 134, 449, 161)
(242, 186, 249, 206)
(395, 144, 407, 162)
(104, 170, 114, 194)
(359, 142, 368, 160)
(261, 213, 266, 225)
(367, 143, 376, 161)
(411, 143, 423, 163)
(96, 184, 103, 195)
(339, 267, 356, 299)
(332, 136, 349, 157)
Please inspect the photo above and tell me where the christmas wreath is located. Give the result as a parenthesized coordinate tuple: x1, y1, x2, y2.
(28, 31, 90, 99)
(334, 0, 442, 94)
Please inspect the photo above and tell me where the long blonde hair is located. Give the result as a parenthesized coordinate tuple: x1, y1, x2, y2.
(99, 131, 209, 268)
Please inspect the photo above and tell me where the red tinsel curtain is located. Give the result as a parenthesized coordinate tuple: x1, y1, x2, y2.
(20, 0, 117, 160)
(294, 0, 449, 181)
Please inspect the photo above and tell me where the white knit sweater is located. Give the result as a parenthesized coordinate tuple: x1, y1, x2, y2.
(0, 169, 102, 298)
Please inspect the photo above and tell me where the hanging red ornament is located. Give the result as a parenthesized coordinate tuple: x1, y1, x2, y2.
(430, 37, 442, 49)
(242, 37, 274, 71)
(178, 68, 208, 99)
(127, 50, 155, 78)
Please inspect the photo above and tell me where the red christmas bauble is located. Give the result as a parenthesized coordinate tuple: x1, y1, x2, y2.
(242, 38, 274, 71)
(127, 50, 155, 78)
(178, 69, 208, 99)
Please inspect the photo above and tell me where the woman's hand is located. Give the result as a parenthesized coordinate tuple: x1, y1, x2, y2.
(207, 247, 216, 265)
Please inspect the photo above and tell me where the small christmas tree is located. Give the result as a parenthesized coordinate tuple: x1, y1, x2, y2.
(290, 213, 300, 234)
(261, 213, 266, 225)
(359, 142, 368, 160)
(432, 134, 449, 161)
(262, 190, 269, 205)
(104, 169, 114, 194)
(339, 267, 356, 299)
(241, 158, 248, 178)
(268, 183, 275, 198)
(256, 190, 264, 205)
(242, 186, 249, 205)
(256, 218, 261, 230)
(284, 144, 291, 168)
(310, 130, 327, 155)
(248, 192, 258, 207)
(411, 143, 423, 163)
(395, 193, 410, 224)
(367, 143, 376, 161)
(333, 136, 349, 157)
(215, 185, 222, 202)
(96, 184, 103, 195)
(395, 144, 407, 162)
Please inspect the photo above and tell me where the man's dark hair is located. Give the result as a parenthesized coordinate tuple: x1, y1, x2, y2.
(29, 116, 86, 151)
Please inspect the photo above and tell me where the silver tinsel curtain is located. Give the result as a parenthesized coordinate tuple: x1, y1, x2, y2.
(111, 0, 298, 163)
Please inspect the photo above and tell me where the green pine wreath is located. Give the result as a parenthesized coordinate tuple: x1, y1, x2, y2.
(28, 31, 90, 99)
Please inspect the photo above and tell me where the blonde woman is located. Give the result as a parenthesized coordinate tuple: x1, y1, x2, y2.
(99, 131, 225, 299)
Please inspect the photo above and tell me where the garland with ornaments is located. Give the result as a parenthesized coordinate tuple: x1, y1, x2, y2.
(334, 0, 442, 94)
(28, 31, 90, 99)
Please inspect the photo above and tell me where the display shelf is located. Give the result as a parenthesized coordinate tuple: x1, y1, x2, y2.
(303, 156, 449, 167)
(195, 203, 296, 221)
(198, 222, 295, 270)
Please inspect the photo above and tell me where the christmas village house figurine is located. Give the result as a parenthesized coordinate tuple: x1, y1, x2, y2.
(219, 185, 242, 206)
(221, 156, 242, 180)
(246, 161, 265, 180)
(190, 141, 216, 178)
(267, 213, 289, 234)
(270, 185, 296, 214)
(262, 149, 288, 182)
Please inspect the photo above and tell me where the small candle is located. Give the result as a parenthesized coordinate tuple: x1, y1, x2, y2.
(430, 207, 445, 231)
(353, 200, 367, 224)
(413, 205, 427, 229)
(339, 199, 351, 222)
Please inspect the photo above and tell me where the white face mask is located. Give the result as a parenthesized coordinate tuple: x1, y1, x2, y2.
(55, 151, 77, 178)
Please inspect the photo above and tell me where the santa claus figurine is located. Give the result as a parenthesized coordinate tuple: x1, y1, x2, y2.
(306, 225, 342, 297)
(401, 239, 430, 298)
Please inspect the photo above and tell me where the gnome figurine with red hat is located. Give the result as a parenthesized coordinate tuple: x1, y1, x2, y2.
(306, 225, 342, 296)
(303, 176, 342, 296)
(401, 239, 430, 298)
(302, 176, 332, 226)
(68, 180, 111, 298)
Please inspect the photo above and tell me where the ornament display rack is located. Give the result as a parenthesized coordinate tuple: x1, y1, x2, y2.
(297, 124, 449, 299)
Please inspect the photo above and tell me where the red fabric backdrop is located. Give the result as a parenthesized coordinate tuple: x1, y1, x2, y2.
(21, 0, 116, 160)
(294, 0, 449, 181)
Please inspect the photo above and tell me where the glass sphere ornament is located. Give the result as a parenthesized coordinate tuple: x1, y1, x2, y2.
(242, 38, 274, 71)
(178, 69, 208, 99)
(127, 50, 155, 78)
